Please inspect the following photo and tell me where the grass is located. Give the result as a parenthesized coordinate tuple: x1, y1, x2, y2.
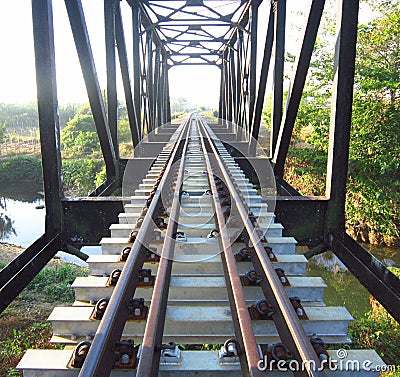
(0, 323, 58, 377)
(21, 262, 88, 303)
(0, 261, 87, 377)
(348, 268, 400, 376)
(324, 267, 400, 377)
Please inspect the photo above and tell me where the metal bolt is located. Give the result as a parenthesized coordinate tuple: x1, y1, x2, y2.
(296, 307, 304, 316)
(120, 354, 130, 365)
(320, 353, 328, 362)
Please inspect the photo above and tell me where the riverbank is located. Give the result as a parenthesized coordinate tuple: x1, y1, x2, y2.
(0, 244, 88, 377)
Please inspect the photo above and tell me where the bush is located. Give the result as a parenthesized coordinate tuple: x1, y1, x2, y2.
(61, 114, 100, 155)
(0, 323, 54, 377)
(0, 156, 42, 183)
(22, 263, 88, 303)
(62, 158, 104, 196)
(349, 268, 400, 373)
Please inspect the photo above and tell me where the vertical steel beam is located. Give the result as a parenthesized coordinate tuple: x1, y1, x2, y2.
(248, 0, 260, 137)
(236, 30, 243, 131)
(147, 33, 154, 132)
(223, 60, 227, 123)
(166, 66, 171, 123)
(161, 54, 168, 124)
(226, 52, 233, 123)
(65, 0, 117, 180)
(249, 4, 274, 155)
(115, 2, 140, 147)
(219, 63, 226, 120)
(154, 48, 162, 129)
(218, 65, 223, 120)
(273, 0, 325, 178)
(132, 0, 142, 139)
(326, 0, 359, 230)
(104, 0, 119, 160)
(230, 48, 238, 132)
(159, 54, 165, 126)
(270, 0, 286, 156)
(32, 0, 63, 234)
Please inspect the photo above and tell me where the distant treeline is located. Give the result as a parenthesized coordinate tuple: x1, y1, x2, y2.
(0, 102, 80, 132)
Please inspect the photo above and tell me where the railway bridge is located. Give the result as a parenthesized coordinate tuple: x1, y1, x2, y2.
(1, 0, 399, 376)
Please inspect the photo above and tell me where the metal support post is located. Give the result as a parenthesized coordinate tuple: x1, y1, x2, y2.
(270, 0, 286, 156)
(326, 0, 359, 230)
(273, 0, 325, 178)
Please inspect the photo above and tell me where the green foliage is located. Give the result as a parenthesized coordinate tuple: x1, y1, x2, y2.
(0, 211, 16, 240)
(0, 156, 42, 183)
(61, 114, 100, 155)
(356, 5, 400, 103)
(22, 263, 88, 303)
(59, 103, 80, 128)
(171, 97, 189, 113)
(0, 103, 38, 131)
(63, 158, 104, 195)
(0, 102, 79, 135)
(285, 148, 327, 196)
(349, 269, 400, 369)
(94, 165, 107, 187)
(0, 121, 6, 145)
(281, 2, 400, 245)
(0, 261, 86, 376)
(118, 119, 133, 144)
(0, 322, 54, 377)
(346, 6, 399, 245)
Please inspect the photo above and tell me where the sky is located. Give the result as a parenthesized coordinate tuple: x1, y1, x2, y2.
(0, 0, 373, 107)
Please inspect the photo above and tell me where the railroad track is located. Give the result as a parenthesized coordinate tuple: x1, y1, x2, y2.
(18, 115, 384, 376)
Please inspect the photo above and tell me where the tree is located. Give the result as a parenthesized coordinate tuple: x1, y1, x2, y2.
(59, 104, 80, 129)
(282, 1, 400, 245)
(61, 113, 100, 155)
(0, 121, 6, 149)
(118, 119, 132, 144)
(346, 4, 400, 244)
(356, 5, 400, 104)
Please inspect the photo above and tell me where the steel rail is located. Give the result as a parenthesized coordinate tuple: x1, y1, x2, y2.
(78, 117, 191, 377)
(198, 116, 326, 377)
(197, 119, 264, 377)
(136, 116, 192, 377)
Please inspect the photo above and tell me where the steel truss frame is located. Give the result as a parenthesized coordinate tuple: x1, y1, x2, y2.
(0, 0, 398, 324)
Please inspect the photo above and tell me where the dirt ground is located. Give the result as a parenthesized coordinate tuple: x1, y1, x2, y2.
(0, 242, 25, 265)
(0, 244, 57, 340)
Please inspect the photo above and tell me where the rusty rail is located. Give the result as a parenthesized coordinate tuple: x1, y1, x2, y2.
(198, 120, 264, 377)
(198, 116, 326, 377)
(78, 114, 327, 377)
(78, 118, 191, 377)
(135, 117, 191, 377)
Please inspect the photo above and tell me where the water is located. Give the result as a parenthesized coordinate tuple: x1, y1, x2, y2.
(0, 183, 101, 266)
(0, 182, 45, 247)
(0, 183, 398, 317)
(304, 247, 399, 319)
